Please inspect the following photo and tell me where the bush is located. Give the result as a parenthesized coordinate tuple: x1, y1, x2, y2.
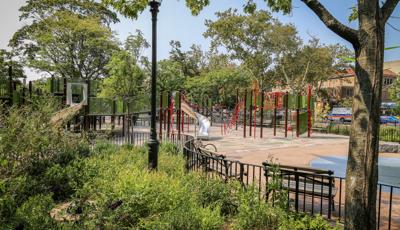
(0, 99, 90, 227)
(14, 194, 55, 230)
(0, 102, 338, 229)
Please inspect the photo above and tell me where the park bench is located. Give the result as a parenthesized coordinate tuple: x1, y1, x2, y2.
(263, 163, 336, 211)
(193, 139, 247, 183)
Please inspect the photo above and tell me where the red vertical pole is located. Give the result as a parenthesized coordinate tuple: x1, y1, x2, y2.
(253, 89, 257, 139)
(307, 85, 312, 138)
(296, 93, 300, 138)
(260, 91, 264, 138)
(167, 92, 171, 138)
(249, 90, 253, 137)
(243, 90, 247, 138)
(178, 92, 181, 140)
(273, 93, 277, 136)
(284, 92, 289, 138)
(164, 108, 167, 130)
(236, 89, 239, 130)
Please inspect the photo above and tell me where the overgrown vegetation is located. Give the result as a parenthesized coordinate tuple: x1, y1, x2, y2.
(0, 104, 338, 229)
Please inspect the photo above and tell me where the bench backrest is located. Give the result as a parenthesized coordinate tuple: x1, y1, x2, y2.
(263, 162, 334, 187)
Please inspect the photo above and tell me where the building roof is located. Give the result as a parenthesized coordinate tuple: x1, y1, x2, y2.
(330, 68, 397, 79)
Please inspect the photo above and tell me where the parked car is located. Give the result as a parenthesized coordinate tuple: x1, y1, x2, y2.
(380, 116, 400, 124)
(327, 107, 352, 122)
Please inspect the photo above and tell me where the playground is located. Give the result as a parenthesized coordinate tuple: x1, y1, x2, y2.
(2, 0, 400, 229)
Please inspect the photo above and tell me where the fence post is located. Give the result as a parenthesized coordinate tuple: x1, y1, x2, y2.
(249, 90, 253, 137)
(285, 92, 289, 138)
(294, 168, 299, 212)
(243, 90, 247, 138)
(262, 162, 270, 202)
(239, 163, 244, 184)
(328, 175, 333, 219)
(178, 91, 181, 140)
(260, 91, 264, 138)
(167, 91, 171, 138)
(274, 93, 277, 136)
(236, 89, 239, 130)
(296, 93, 300, 138)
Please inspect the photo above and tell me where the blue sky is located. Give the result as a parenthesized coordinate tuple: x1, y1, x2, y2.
(111, 0, 400, 62)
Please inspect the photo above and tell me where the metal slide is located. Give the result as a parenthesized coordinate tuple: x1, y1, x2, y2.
(181, 100, 211, 139)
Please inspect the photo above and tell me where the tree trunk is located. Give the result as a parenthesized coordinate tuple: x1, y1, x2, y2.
(345, 2, 384, 229)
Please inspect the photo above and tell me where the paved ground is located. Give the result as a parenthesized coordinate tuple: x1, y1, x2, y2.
(131, 122, 400, 167)
(197, 124, 400, 168)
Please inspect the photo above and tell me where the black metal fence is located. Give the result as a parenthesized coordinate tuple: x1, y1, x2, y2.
(108, 131, 400, 229)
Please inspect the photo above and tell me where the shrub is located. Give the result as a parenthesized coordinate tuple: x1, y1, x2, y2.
(0, 99, 90, 227)
(14, 194, 56, 230)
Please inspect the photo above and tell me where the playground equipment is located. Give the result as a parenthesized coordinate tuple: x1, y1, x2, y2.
(158, 91, 211, 139)
(157, 86, 315, 141)
(48, 77, 140, 133)
(181, 100, 210, 139)
(50, 82, 88, 127)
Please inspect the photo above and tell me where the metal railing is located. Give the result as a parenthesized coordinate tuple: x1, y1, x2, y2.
(108, 131, 400, 229)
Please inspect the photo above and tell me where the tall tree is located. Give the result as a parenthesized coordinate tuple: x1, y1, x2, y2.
(125, 30, 150, 68)
(277, 39, 353, 94)
(169, 41, 205, 78)
(18, 0, 118, 25)
(100, 51, 145, 98)
(11, 11, 118, 79)
(0, 50, 25, 80)
(204, 9, 300, 90)
(157, 60, 185, 91)
(11, 0, 119, 80)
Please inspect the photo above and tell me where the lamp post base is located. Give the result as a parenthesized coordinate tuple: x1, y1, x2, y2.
(148, 138, 159, 170)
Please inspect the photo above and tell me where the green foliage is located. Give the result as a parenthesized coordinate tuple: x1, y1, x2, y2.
(338, 98, 353, 108)
(157, 59, 186, 92)
(0, 49, 25, 79)
(0, 99, 90, 228)
(14, 194, 56, 230)
(204, 9, 300, 90)
(169, 41, 205, 78)
(279, 214, 339, 230)
(125, 30, 150, 68)
(19, 0, 118, 24)
(185, 66, 252, 107)
(0, 102, 336, 229)
(11, 9, 118, 79)
(100, 50, 146, 98)
(232, 186, 282, 230)
(277, 39, 353, 94)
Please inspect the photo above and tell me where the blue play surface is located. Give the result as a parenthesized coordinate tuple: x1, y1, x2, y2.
(310, 156, 400, 187)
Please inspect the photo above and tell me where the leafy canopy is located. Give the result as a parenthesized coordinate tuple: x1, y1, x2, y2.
(11, 11, 118, 79)
(204, 9, 300, 90)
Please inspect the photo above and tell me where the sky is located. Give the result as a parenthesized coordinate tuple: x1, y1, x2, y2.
(0, 0, 399, 80)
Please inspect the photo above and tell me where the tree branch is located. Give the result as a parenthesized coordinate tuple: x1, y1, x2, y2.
(382, 0, 400, 23)
(301, 0, 359, 46)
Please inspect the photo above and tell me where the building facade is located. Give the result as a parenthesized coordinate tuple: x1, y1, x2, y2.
(321, 68, 398, 104)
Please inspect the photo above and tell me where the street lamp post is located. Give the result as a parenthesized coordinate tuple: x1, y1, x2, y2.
(148, 0, 161, 170)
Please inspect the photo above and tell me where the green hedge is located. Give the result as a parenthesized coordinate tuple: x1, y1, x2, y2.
(318, 124, 400, 142)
